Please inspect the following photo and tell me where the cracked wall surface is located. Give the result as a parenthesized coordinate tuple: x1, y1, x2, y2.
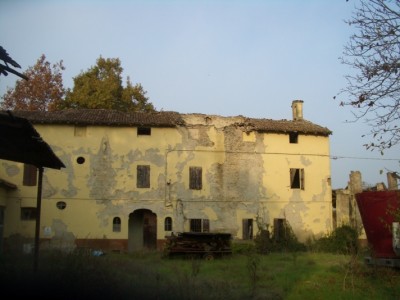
(1, 115, 332, 250)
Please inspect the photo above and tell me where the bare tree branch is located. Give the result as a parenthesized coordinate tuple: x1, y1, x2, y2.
(337, 0, 400, 152)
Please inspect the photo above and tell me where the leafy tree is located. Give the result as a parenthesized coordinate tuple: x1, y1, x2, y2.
(64, 57, 155, 112)
(1, 54, 65, 111)
(337, 0, 400, 152)
(122, 78, 155, 112)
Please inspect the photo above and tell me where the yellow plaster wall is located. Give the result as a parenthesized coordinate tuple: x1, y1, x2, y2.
(1, 119, 332, 248)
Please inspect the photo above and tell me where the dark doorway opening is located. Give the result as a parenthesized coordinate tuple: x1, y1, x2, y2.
(128, 209, 157, 252)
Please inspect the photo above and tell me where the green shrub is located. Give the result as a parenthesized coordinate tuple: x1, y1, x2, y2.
(254, 229, 271, 254)
(231, 240, 255, 254)
(311, 225, 359, 255)
(254, 219, 306, 254)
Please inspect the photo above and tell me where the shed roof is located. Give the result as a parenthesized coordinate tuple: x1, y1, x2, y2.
(0, 111, 65, 169)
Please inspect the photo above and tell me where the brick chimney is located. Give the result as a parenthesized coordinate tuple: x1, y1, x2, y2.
(292, 100, 304, 120)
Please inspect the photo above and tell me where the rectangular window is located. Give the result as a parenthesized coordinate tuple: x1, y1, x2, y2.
(290, 168, 304, 190)
(23, 164, 37, 186)
(242, 219, 254, 240)
(137, 127, 151, 136)
(21, 207, 37, 221)
(190, 219, 209, 232)
(137, 165, 150, 188)
(289, 132, 298, 144)
(189, 167, 202, 190)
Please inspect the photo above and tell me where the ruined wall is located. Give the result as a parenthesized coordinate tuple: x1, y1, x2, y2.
(334, 171, 364, 234)
(334, 171, 399, 242)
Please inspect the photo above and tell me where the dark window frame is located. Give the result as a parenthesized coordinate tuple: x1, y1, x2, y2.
(137, 165, 150, 188)
(289, 132, 298, 144)
(164, 217, 172, 231)
(137, 127, 151, 136)
(23, 164, 37, 186)
(242, 219, 254, 240)
(21, 207, 37, 221)
(189, 167, 202, 190)
(290, 168, 304, 190)
(190, 218, 209, 232)
(113, 217, 121, 232)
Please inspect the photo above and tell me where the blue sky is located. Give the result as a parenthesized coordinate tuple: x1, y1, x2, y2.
(1, 0, 399, 189)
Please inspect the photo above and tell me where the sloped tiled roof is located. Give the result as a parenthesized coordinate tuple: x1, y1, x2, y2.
(11, 109, 184, 127)
(245, 118, 332, 136)
(6, 109, 332, 136)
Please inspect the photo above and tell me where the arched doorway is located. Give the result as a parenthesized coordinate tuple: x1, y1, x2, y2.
(128, 209, 157, 252)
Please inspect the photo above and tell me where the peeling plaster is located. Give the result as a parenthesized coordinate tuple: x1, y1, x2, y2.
(47, 219, 76, 250)
(42, 173, 57, 198)
(89, 136, 116, 200)
(59, 153, 78, 198)
(202, 206, 218, 220)
(300, 155, 312, 166)
(1, 112, 332, 248)
(167, 120, 270, 233)
(3, 163, 19, 177)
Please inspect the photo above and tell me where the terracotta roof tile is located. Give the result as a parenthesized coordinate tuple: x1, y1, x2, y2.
(10, 109, 184, 127)
(245, 118, 332, 136)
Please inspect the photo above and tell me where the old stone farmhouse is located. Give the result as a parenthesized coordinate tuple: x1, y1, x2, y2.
(0, 100, 333, 253)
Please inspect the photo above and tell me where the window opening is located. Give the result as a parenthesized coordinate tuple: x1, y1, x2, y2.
(242, 219, 253, 240)
(113, 217, 121, 232)
(137, 165, 150, 188)
(190, 219, 209, 232)
(56, 201, 67, 210)
(289, 132, 298, 144)
(189, 167, 202, 190)
(137, 127, 151, 135)
(21, 207, 37, 221)
(23, 164, 37, 186)
(290, 168, 304, 189)
(164, 217, 172, 231)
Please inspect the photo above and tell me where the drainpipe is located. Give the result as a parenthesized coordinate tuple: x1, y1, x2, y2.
(33, 166, 44, 272)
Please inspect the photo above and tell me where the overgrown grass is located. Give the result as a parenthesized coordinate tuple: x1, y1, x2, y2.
(1, 249, 400, 300)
